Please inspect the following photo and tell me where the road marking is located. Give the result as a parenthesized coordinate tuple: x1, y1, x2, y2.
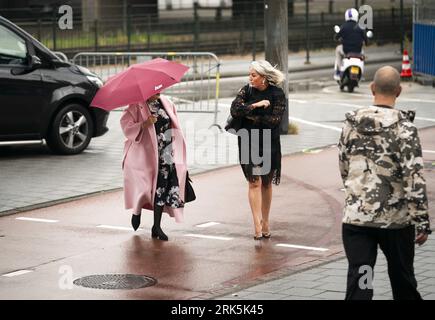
(307, 102, 435, 123)
(195, 222, 221, 228)
(16, 217, 58, 223)
(289, 116, 342, 132)
(397, 98, 435, 103)
(423, 150, 435, 154)
(2, 270, 34, 277)
(276, 243, 329, 252)
(416, 117, 435, 123)
(96, 225, 141, 231)
(289, 99, 308, 104)
(319, 101, 363, 108)
(302, 148, 323, 154)
(322, 87, 435, 102)
(184, 234, 233, 241)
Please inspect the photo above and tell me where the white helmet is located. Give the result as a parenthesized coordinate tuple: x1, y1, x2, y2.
(345, 8, 359, 22)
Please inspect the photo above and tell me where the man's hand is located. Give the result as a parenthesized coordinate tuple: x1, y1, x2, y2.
(415, 232, 429, 246)
(143, 115, 157, 128)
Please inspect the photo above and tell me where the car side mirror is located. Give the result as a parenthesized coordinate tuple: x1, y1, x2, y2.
(334, 25, 340, 33)
(11, 55, 42, 75)
(29, 55, 42, 68)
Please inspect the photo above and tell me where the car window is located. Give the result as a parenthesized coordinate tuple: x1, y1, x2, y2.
(0, 25, 28, 65)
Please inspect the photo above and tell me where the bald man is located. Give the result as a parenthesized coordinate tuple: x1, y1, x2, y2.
(338, 66, 431, 300)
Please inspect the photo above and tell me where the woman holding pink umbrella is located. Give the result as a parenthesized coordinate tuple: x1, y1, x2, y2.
(120, 92, 187, 241)
(91, 58, 190, 241)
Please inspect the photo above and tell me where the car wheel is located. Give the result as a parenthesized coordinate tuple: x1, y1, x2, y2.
(46, 103, 94, 155)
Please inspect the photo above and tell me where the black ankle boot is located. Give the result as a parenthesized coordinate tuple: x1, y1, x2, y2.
(151, 226, 168, 241)
(131, 214, 141, 231)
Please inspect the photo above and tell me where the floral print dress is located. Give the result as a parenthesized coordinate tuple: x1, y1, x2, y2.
(149, 99, 184, 209)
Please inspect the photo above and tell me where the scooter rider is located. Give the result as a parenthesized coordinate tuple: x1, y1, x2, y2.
(334, 8, 368, 80)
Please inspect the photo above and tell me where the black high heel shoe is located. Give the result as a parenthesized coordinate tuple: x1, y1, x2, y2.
(151, 226, 168, 241)
(262, 232, 271, 239)
(254, 233, 263, 240)
(131, 214, 141, 231)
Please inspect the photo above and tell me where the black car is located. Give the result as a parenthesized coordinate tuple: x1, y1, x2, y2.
(0, 15, 108, 154)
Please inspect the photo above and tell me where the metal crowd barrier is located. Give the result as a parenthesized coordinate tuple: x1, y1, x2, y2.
(71, 51, 221, 128)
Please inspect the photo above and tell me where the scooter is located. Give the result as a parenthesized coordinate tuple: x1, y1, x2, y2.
(333, 25, 373, 93)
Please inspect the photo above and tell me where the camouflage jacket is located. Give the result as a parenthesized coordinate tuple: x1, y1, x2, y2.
(338, 105, 431, 234)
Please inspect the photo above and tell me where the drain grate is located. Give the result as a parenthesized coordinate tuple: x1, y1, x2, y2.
(73, 274, 157, 290)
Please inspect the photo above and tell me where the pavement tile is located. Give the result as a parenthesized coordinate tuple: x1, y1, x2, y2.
(373, 295, 392, 300)
(280, 296, 319, 300)
(242, 283, 288, 294)
(319, 262, 348, 270)
(313, 282, 346, 292)
(285, 273, 326, 282)
(312, 291, 344, 300)
(420, 270, 435, 278)
(240, 292, 288, 300)
(318, 275, 346, 283)
(422, 293, 435, 300)
(373, 286, 392, 295)
(280, 280, 324, 289)
(419, 277, 435, 286)
(318, 268, 347, 276)
(278, 287, 326, 297)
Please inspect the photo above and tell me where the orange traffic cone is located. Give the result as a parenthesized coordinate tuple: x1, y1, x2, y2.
(400, 49, 412, 79)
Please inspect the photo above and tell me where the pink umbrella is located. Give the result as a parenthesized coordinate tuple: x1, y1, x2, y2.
(90, 58, 189, 111)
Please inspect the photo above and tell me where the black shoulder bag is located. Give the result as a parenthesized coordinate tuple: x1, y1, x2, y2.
(184, 171, 196, 203)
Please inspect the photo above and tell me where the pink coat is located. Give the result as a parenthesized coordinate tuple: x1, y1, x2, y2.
(120, 95, 187, 222)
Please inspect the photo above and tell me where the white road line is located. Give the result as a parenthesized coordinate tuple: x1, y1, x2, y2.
(96, 225, 140, 231)
(423, 150, 435, 154)
(398, 98, 435, 103)
(16, 217, 58, 223)
(416, 117, 435, 122)
(184, 234, 233, 241)
(322, 87, 336, 94)
(289, 116, 342, 132)
(322, 87, 435, 103)
(309, 102, 435, 123)
(289, 99, 308, 104)
(320, 101, 363, 108)
(276, 243, 329, 252)
(302, 149, 323, 154)
(195, 222, 221, 228)
(2, 270, 34, 277)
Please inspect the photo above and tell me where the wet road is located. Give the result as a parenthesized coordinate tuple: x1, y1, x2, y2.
(0, 126, 434, 299)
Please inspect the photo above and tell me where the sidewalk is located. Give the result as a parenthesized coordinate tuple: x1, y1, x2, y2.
(218, 43, 403, 78)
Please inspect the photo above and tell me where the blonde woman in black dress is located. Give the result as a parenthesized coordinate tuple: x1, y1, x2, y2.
(230, 60, 286, 240)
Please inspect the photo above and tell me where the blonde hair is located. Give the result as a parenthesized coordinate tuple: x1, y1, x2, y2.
(250, 60, 285, 86)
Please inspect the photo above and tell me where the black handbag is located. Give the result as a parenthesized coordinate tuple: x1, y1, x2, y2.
(184, 171, 196, 203)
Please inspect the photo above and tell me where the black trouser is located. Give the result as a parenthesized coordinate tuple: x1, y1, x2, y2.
(342, 223, 422, 300)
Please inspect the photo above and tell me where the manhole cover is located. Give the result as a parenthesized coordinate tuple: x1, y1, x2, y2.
(73, 274, 157, 290)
